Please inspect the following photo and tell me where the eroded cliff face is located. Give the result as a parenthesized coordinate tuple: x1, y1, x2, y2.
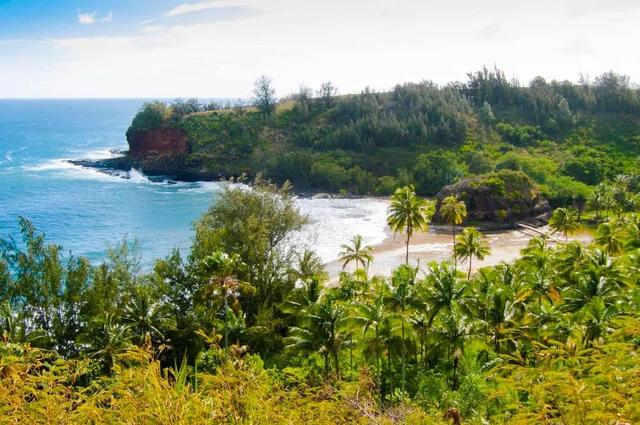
(126, 128, 190, 175)
(127, 128, 189, 158)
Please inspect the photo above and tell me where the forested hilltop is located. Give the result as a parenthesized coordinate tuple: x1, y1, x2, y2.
(1, 178, 640, 423)
(125, 68, 640, 206)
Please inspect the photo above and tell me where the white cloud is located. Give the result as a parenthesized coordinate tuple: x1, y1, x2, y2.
(77, 12, 96, 25)
(77, 11, 112, 25)
(4, 0, 640, 98)
(165, 1, 237, 18)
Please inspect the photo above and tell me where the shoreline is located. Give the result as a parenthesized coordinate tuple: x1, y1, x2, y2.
(325, 225, 594, 282)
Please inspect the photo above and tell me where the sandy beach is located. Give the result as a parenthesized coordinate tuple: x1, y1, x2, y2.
(325, 225, 594, 281)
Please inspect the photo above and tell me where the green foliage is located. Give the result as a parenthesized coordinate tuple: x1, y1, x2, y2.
(412, 150, 464, 196)
(127, 101, 173, 133)
(495, 122, 542, 146)
(2, 172, 640, 423)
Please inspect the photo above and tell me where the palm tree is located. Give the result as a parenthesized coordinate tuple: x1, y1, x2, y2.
(349, 297, 390, 400)
(439, 196, 467, 270)
(339, 234, 374, 272)
(581, 297, 615, 346)
(433, 309, 475, 390)
(595, 220, 627, 255)
(294, 250, 328, 282)
(385, 264, 417, 393)
(122, 285, 173, 347)
(548, 207, 579, 242)
(285, 299, 347, 378)
(421, 261, 467, 326)
(387, 185, 435, 264)
(84, 314, 132, 375)
(454, 227, 491, 280)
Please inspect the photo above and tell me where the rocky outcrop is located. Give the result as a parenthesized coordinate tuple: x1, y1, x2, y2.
(436, 170, 550, 227)
(126, 127, 190, 175)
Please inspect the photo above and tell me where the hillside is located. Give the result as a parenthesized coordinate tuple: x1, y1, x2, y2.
(123, 68, 640, 209)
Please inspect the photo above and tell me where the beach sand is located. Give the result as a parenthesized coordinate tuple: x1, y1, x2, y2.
(325, 225, 594, 281)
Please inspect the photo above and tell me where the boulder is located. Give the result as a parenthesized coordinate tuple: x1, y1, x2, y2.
(436, 170, 549, 224)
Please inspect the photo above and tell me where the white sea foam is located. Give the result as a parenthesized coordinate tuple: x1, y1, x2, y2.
(293, 198, 389, 264)
(125, 168, 149, 183)
(21, 149, 391, 263)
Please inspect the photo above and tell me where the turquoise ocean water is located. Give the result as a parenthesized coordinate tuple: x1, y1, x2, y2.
(0, 99, 222, 265)
(0, 99, 389, 267)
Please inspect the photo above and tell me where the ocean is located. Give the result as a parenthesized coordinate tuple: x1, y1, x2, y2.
(0, 99, 388, 267)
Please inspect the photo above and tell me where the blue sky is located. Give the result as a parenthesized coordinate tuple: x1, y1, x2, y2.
(1, 0, 639, 98)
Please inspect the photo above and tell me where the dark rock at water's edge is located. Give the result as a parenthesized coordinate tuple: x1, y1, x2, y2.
(435, 170, 551, 229)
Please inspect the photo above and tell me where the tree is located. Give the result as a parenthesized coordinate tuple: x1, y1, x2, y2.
(412, 150, 464, 196)
(317, 81, 338, 109)
(339, 234, 374, 272)
(83, 314, 132, 375)
(293, 85, 314, 120)
(439, 196, 467, 270)
(384, 264, 417, 393)
(387, 186, 435, 264)
(479, 101, 495, 127)
(293, 250, 327, 283)
(549, 207, 579, 242)
(285, 298, 346, 378)
(454, 227, 490, 280)
(122, 285, 173, 347)
(193, 179, 307, 316)
(349, 296, 390, 400)
(252, 75, 277, 116)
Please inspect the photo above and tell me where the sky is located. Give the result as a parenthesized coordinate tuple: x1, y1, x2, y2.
(1, 0, 639, 98)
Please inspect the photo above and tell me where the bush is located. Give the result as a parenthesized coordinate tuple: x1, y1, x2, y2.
(496, 122, 542, 146)
(127, 101, 173, 133)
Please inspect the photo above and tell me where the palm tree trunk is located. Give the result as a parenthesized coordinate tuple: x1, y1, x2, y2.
(452, 224, 457, 271)
(387, 349, 392, 395)
(467, 256, 472, 280)
(224, 298, 229, 356)
(452, 354, 459, 390)
(376, 328, 382, 403)
(401, 320, 406, 393)
(333, 349, 340, 380)
(405, 232, 410, 264)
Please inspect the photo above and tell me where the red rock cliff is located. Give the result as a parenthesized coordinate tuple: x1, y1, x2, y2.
(127, 128, 189, 158)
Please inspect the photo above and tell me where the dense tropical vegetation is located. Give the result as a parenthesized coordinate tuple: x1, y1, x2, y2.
(1, 175, 639, 423)
(127, 68, 640, 209)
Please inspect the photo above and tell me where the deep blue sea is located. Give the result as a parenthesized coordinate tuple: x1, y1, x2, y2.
(0, 99, 221, 265)
(0, 99, 389, 267)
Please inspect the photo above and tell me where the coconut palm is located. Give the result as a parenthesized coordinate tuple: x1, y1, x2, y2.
(433, 309, 476, 390)
(294, 250, 328, 282)
(122, 285, 173, 346)
(83, 314, 132, 375)
(581, 297, 615, 346)
(564, 249, 624, 311)
(439, 196, 467, 270)
(339, 234, 374, 272)
(387, 185, 435, 264)
(421, 261, 467, 325)
(454, 227, 491, 280)
(587, 185, 609, 221)
(349, 297, 390, 400)
(285, 298, 347, 378)
(548, 207, 579, 242)
(384, 264, 417, 393)
(595, 220, 627, 255)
